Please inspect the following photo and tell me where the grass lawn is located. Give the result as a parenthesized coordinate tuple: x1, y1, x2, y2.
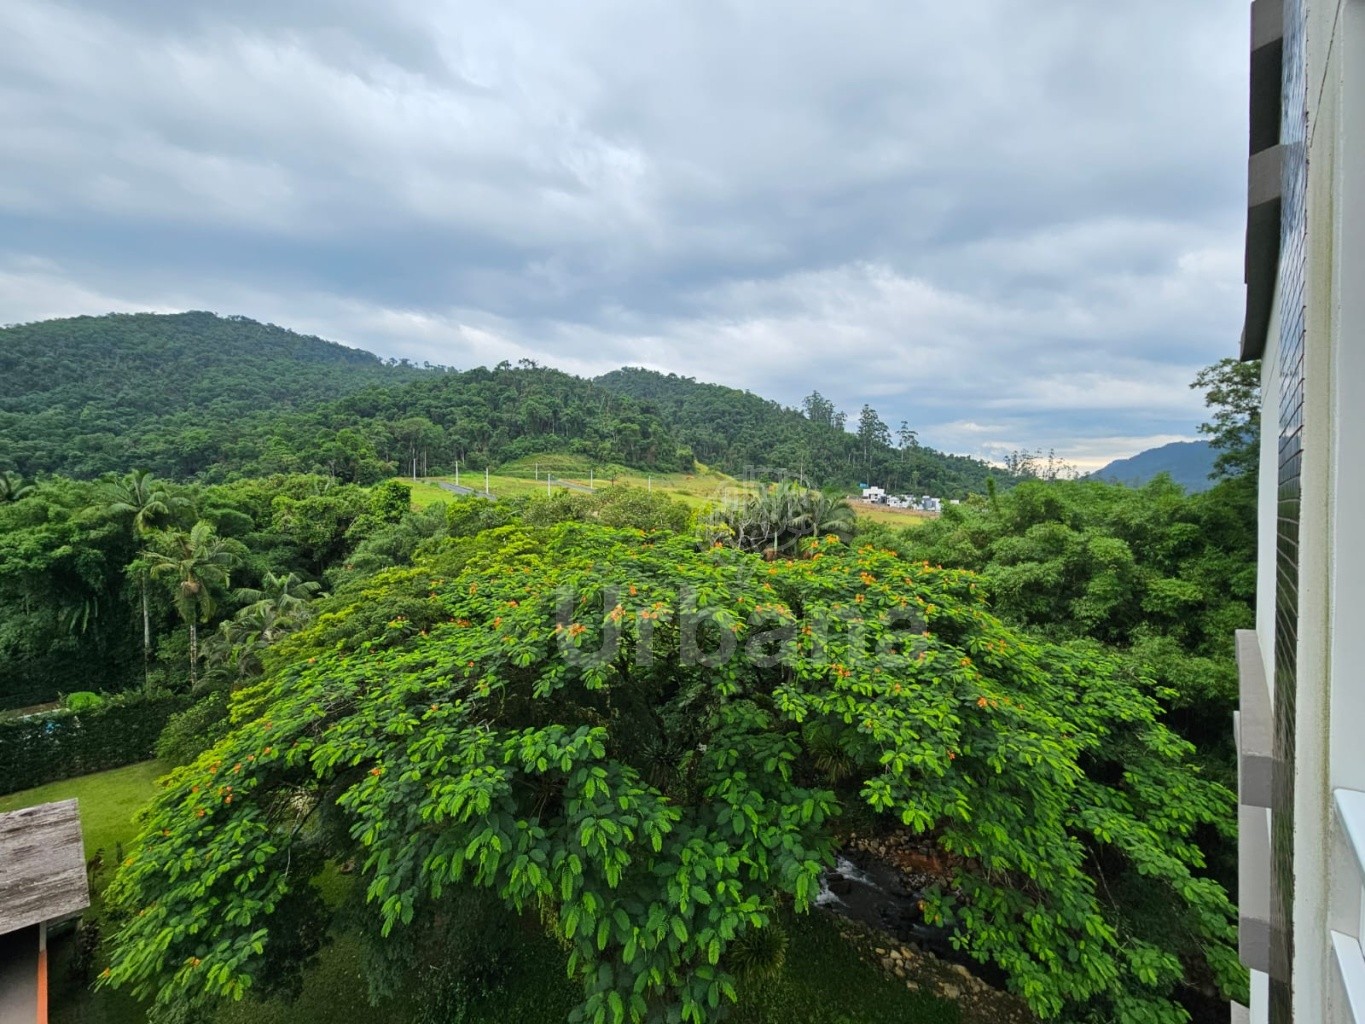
(400, 458, 756, 513)
(405, 456, 963, 527)
(215, 910, 955, 1024)
(731, 913, 957, 1024)
(0, 760, 166, 867)
(0, 761, 167, 1024)
(852, 504, 936, 528)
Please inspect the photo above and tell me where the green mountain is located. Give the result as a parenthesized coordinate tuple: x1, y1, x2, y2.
(0, 312, 1003, 495)
(595, 367, 1004, 496)
(1088, 441, 1217, 493)
(0, 311, 421, 478)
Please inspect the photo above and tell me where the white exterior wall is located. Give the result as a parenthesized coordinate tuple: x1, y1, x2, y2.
(1325, 1, 1365, 799)
(1289, 2, 1337, 1012)
(1324, 2, 1365, 1019)
(1243, 4, 1365, 1021)
(1260, 2, 1365, 1020)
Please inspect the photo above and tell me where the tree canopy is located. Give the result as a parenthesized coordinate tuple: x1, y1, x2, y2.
(105, 524, 1243, 1023)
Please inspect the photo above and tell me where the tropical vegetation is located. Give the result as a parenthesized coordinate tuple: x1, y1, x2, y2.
(0, 313, 1006, 494)
(104, 524, 1243, 1023)
(0, 315, 1259, 1024)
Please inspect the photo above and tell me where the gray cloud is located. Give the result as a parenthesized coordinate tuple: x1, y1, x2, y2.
(0, 0, 1249, 469)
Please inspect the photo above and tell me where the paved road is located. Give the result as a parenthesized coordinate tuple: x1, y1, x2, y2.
(0, 925, 37, 1024)
(436, 482, 496, 500)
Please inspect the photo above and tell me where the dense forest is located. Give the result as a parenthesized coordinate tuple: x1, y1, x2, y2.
(0, 313, 1004, 494)
(0, 313, 424, 478)
(596, 367, 1004, 495)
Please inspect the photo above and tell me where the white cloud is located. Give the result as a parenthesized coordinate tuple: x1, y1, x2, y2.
(0, 0, 1252, 469)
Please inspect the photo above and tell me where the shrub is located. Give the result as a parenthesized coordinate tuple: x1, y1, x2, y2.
(63, 691, 106, 713)
(155, 693, 231, 767)
(0, 691, 189, 795)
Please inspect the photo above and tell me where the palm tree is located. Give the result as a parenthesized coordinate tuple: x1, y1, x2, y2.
(707, 482, 854, 555)
(0, 470, 34, 503)
(207, 591, 324, 689)
(198, 574, 324, 692)
(767, 489, 844, 549)
(201, 606, 282, 690)
(234, 571, 323, 620)
(144, 521, 247, 688)
(102, 470, 182, 690)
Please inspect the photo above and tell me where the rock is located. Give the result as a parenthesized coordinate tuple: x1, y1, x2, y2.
(951, 963, 972, 979)
(874, 947, 887, 956)
(940, 983, 961, 999)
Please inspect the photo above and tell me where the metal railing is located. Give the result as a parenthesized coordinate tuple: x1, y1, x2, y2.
(1332, 789, 1365, 1017)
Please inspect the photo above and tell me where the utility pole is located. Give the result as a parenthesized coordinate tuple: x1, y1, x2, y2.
(485, 467, 490, 495)
(589, 468, 594, 490)
(455, 461, 459, 486)
(547, 475, 552, 496)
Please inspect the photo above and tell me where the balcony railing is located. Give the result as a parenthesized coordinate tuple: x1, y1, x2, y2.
(1333, 789, 1365, 1017)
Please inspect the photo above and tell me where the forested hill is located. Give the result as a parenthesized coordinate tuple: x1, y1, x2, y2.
(0, 312, 1004, 494)
(596, 367, 1004, 496)
(0, 312, 423, 477)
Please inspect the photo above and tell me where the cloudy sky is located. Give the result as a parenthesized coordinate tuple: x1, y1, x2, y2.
(0, 0, 1249, 469)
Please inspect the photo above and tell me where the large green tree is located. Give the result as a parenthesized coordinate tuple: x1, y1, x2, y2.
(1190, 359, 1260, 481)
(877, 476, 1254, 763)
(102, 470, 184, 690)
(106, 525, 1242, 1022)
(855, 405, 890, 478)
(0, 478, 140, 707)
(144, 521, 247, 687)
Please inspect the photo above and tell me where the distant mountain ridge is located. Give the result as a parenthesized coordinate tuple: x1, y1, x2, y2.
(1088, 440, 1216, 492)
(0, 312, 1006, 495)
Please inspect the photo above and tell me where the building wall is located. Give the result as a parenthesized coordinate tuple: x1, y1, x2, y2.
(1243, 2, 1365, 1021)
(1324, 2, 1365, 1018)
(1325, 3, 1365, 799)
(1252, 1, 1365, 1020)
(1269, 0, 1309, 1017)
